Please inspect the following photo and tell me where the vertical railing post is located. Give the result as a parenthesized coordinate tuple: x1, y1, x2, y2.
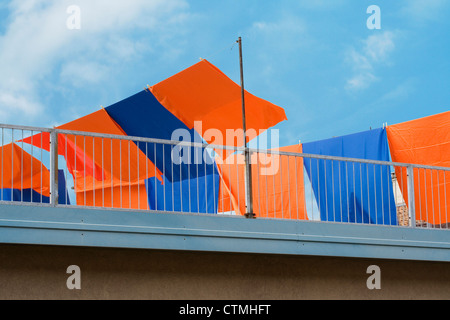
(407, 165, 416, 227)
(50, 130, 59, 206)
(237, 36, 255, 219)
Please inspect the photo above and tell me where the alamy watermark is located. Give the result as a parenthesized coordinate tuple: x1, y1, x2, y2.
(171, 121, 281, 176)
(366, 265, 381, 290)
(66, 5, 81, 30)
(367, 5, 381, 30)
(66, 265, 81, 290)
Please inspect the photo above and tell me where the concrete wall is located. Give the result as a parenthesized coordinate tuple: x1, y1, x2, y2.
(0, 244, 448, 300)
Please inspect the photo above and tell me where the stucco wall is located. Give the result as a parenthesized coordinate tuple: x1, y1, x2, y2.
(0, 244, 448, 300)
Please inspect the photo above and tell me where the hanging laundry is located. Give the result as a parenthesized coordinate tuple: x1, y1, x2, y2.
(303, 128, 397, 226)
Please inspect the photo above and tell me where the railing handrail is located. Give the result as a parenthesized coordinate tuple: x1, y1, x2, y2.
(53, 128, 450, 172)
(0, 123, 54, 133)
(1, 122, 450, 230)
(53, 128, 450, 171)
(2, 123, 450, 171)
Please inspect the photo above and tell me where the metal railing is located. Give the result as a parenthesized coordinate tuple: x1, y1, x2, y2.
(1, 123, 449, 230)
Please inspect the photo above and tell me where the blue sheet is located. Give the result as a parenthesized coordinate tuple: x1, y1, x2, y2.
(145, 168, 220, 214)
(302, 128, 397, 225)
(105, 90, 216, 182)
(0, 170, 70, 205)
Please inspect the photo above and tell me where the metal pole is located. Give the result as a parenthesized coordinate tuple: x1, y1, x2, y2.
(237, 37, 255, 219)
(407, 165, 416, 227)
(49, 130, 59, 206)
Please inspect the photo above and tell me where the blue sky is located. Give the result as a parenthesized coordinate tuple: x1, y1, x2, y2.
(0, 0, 449, 148)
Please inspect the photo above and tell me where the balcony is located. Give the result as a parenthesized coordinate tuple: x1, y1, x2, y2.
(0, 123, 449, 263)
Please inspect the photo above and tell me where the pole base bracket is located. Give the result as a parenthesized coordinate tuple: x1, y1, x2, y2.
(245, 212, 256, 219)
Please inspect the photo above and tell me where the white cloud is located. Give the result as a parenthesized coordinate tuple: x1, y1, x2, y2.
(346, 72, 377, 91)
(345, 31, 396, 91)
(296, 0, 348, 10)
(364, 32, 395, 62)
(401, 0, 447, 23)
(0, 92, 42, 123)
(248, 14, 308, 79)
(252, 17, 306, 35)
(378, 78, 417, 102)
(0, 0, 189, 125)
(250, 14, 307, 51)
(60, 61, 109, 87)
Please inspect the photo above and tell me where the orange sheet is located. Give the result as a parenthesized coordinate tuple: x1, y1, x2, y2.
(150, 59, 287, 159)
(387, 111, 450, 225)
(76, 182, 149, 210)
(0, 143, 50, 196)
(21, 131, 103, 180)
(23, 109, 161, 209)
(217, 144, 308, 220)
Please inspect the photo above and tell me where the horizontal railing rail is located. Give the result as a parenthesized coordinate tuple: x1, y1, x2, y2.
(0, 123, 449, 230)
